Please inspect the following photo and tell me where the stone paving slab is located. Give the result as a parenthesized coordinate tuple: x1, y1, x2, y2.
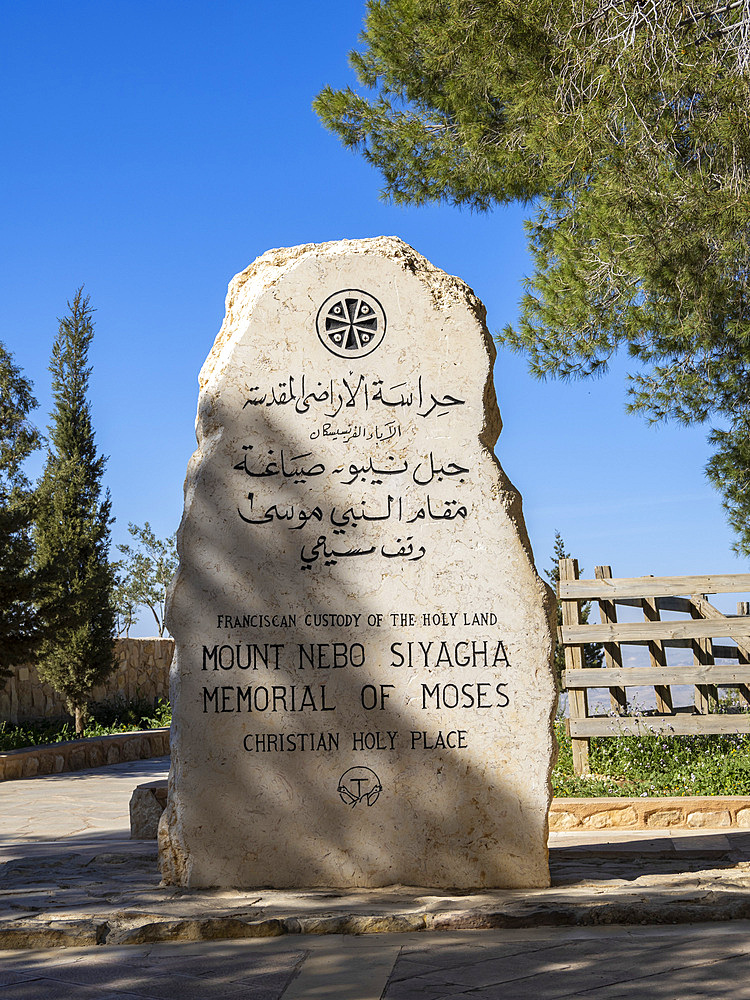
(380, 923, 750, 999)
(0, 757, 171, 847)
(5, 924, 750, 999)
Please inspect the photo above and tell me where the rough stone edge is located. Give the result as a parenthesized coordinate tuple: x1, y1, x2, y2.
(5, 891, 750, 949)
(200, 237, 486, 395)
(0, 920, 109, 949)
(0, 729, 170, 782)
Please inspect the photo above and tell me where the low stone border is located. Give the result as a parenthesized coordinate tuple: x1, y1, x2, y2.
(0, 729, 170, 781)
(550, 795, 750, 831)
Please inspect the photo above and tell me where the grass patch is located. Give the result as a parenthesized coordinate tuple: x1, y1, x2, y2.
(553, 722, 750, 796)
(0, 697, 171, 752)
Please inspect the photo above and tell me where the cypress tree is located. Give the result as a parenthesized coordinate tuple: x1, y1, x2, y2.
(0, 344, 41, 686)
(34, 289, 116, 732)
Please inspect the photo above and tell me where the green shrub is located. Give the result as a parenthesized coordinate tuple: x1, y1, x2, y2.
(553, 723, 750, 796)
(90, 694, 170, 729)
(0, 697, 171, 751)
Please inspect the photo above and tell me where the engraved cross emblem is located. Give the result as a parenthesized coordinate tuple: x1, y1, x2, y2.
(316, 289, 386, 358)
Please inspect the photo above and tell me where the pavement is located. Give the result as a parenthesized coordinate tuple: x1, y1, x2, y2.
(4, 759, 750, 996)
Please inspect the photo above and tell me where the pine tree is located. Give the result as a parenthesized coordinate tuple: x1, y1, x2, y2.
(545, 532, 604, 690)
(34, 289, 116, 732)
(315, 1, 750, 552)
(0, 344, 41, 686)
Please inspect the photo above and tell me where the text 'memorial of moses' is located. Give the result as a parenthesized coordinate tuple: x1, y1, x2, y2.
(159, 237, 556, 889)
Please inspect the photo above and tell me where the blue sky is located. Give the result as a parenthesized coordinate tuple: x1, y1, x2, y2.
(1, 1, 743, 635)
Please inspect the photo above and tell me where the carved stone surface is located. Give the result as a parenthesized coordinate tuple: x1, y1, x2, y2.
(159, 237, 556, 889)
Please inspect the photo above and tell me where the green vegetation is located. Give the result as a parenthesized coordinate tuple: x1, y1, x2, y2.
(115, 522, 177, 637)
(315, 1, 750, 553)
(34, 289, 117, 732)
(0, 697, 171, 752)
(553, 724, 750, 797)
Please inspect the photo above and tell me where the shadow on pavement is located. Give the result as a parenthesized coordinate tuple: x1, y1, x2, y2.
(551, 829, 750, 884)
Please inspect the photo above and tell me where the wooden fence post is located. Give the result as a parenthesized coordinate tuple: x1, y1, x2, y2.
(559, 558, 590, 775)
(690, 595, 718, 714)
(594, 565, 627, 715)
(737, 603, 750, 708)
(642, 596, 673, 714)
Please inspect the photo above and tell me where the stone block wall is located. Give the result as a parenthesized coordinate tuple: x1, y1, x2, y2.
(549, 796, 750, 830)
(0, 638, 174, 724)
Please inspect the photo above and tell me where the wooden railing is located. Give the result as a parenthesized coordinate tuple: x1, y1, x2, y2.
(557, 560, 750, 775)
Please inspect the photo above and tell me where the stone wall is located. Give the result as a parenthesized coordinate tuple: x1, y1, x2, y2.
(0, 638, 174, 724)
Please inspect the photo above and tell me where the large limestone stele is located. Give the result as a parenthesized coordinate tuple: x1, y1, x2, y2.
(159, 237, 556, 889)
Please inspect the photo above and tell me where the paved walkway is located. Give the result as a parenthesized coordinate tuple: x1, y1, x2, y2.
(4, 760, 750, 996)
(6, 923, 750, 998)
(0, 757, 168, 853)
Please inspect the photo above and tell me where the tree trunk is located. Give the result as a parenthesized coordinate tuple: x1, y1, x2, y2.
(74, 703, 88, 735)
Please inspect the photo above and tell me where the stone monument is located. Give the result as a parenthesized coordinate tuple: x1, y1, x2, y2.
(159, 237, 556, 889)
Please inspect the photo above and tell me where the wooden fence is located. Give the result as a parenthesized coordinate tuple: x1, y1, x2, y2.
(558, 560, 750, 775)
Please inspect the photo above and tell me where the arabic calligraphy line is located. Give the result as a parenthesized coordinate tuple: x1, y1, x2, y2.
(299, 534, 427, 570)
(235, 444, 470, 488)
(234, 446, 326, 484)
(243, 374, 466, 420)
(310, 420, 401, 443)
(237, 494, 469, 529)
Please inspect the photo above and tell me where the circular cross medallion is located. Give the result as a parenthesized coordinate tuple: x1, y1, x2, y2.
(316, 289, 386, 359)
(337, 766, 382, 807)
